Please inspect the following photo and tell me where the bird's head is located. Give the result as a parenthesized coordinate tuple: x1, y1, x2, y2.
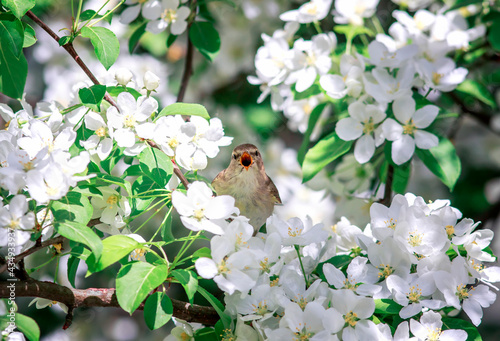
(230, 144, 264, 173)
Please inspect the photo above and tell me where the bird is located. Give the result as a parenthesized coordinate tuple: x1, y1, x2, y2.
(212, 143, 281, 234)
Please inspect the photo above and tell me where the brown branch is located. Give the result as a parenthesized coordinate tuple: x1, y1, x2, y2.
(147, 141, 190, 189)
(177, 37, 194, 103)
(380, 164, 394, 206)
(0, 236, 65, 274)
(0, 279, 219, 326)
(26, 11, 117, 108)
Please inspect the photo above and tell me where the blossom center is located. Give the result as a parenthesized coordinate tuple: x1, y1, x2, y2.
(95, 126, 107, 137)
(106, 195, 118, 208)
(252, 301, 268, 315)
(46, 185, 59, 196)
(168, 137, 179, 149)
(455, 284, 470, 300)
(402, 119, 416, 135)
(445, 224, 454, 237)
(432, 72, 443, 85)
(193, 208, 205, 221)
(124, 114, 137, 128)
(407, 230, 423, 247)
(384, 218, 397, 229)
(8, 218, 20, 229)
(427, 328, 442, 341)
(344, 311, 359, 327)
(378, 264, 394, 279)
(362, 118, 375, 134)
(407, 285, 422, 303)
(304, 3, 318, 15)
(162, 8, 177, 23)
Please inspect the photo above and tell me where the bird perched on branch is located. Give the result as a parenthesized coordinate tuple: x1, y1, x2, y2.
(212, 143, 281, 234)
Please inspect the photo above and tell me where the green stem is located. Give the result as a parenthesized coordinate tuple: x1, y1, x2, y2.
(149, 206, 173, 242)
(86, 0, 125, 28)
(73, 0, 84, 33)
(295, 245, 309, 288)
(172, 231, 201, 268)
(371, 16, 384, 35)
(133, 199, 170, 234)
(60, 103, 84, 115)
(130, 197, 170, 221)
(313, 20, 323, 34)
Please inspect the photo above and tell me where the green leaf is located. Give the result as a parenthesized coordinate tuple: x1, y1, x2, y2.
(157, 102, 210, 120)
(455, 80, 497, 109)
(116, 262, 169, 314)
(2, 0, 35, 19)
(81, 26, 119, 70)
(160, 211, 174, 242)
(374, 299, 402, 315)
(106, 85, 142, 99)
(86, 235, 141, 274)
(67, 254, 80, 288)
(171, 269, 198, 304)
(14, 313, 40, 341)
(294, 84, 322, 100)
(321, 255, 352, 271)
(58, 35, 72, 46)
(78, 84, 107, 112)
(302, 132, 353, 183)
(298, 103, 328, 166)
(192, 247, 212, 260)
(441, 317, 481, 341)
(189, 21, 220, 61)
(416, 137, 461, 191)
(0, 15, 27, 99)
(139, 147, 174, 188)
(194, 327, 218, 340)
(80, 10, 99, 21)
(51, 192, 93, 225)
(334, 25, 374, 38)
(393, 163, 411, 194)
(144, 292, 173, 330)
(0, 13, 24, 57)
(166, 34, 177, 48)
(55, 221, 103, 260)
(23, 23, 36, 48)
(489, 20, 500, 52)
(446, 0, 483, 12)
(196, 286, 231, 329)
(129, 22, 147, 54)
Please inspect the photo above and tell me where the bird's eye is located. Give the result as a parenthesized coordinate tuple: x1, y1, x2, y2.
(233, 154, 237, 160)
(255, 151, 259, 157)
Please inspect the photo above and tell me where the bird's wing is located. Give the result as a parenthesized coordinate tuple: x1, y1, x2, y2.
(211, 169, 227, 194)
(267, 175, 282, 205)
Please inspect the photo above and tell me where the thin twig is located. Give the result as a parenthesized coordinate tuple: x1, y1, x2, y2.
(147, 141, 190, 189)
(0, 236, 65, 274)
(176, 0, 197, 103)
(380, 164, 394, 206)
(177, 37, 194, 103)
(26, 10, 117, 108)
(0, 279, 219, 326)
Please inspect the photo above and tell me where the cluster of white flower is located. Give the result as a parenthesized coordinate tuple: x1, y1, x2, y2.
(183, 192, 499, 339)
(120, 0, 191, 35)
(250, 0, 485, 165)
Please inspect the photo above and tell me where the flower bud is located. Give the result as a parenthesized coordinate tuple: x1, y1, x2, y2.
(143, 71, 160, 91)
(115, 68, 133, 86)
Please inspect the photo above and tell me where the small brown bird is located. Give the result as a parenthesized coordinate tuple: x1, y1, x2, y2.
(212, 143, 281, 234)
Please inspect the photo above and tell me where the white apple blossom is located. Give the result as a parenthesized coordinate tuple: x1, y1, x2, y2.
(80, 111, 114, 161)
(319, 54, 364, 99)
(382, 96, 439, 165)
(143, 70, 160, 91)
(106, 92, 158, 154)
(335, 101, 386, 164)
(267, 215, 328, 246)
(114, 68, 134, 86)
(143, 0, 191, 35)
(120, 0, 153, 24)
(285, 33, 336, 93)
(0, 195, 35, 248)
(172, 181, 239, 235)
(280, 0, 332, 23)
(363, 65, 415, 104)
(334, 0, 380, 26)
(410, 311, 467, 341)
(416, 57, 468, 92)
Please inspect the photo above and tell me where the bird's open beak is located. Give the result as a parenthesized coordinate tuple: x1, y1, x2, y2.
(240, 152, 253, 170)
